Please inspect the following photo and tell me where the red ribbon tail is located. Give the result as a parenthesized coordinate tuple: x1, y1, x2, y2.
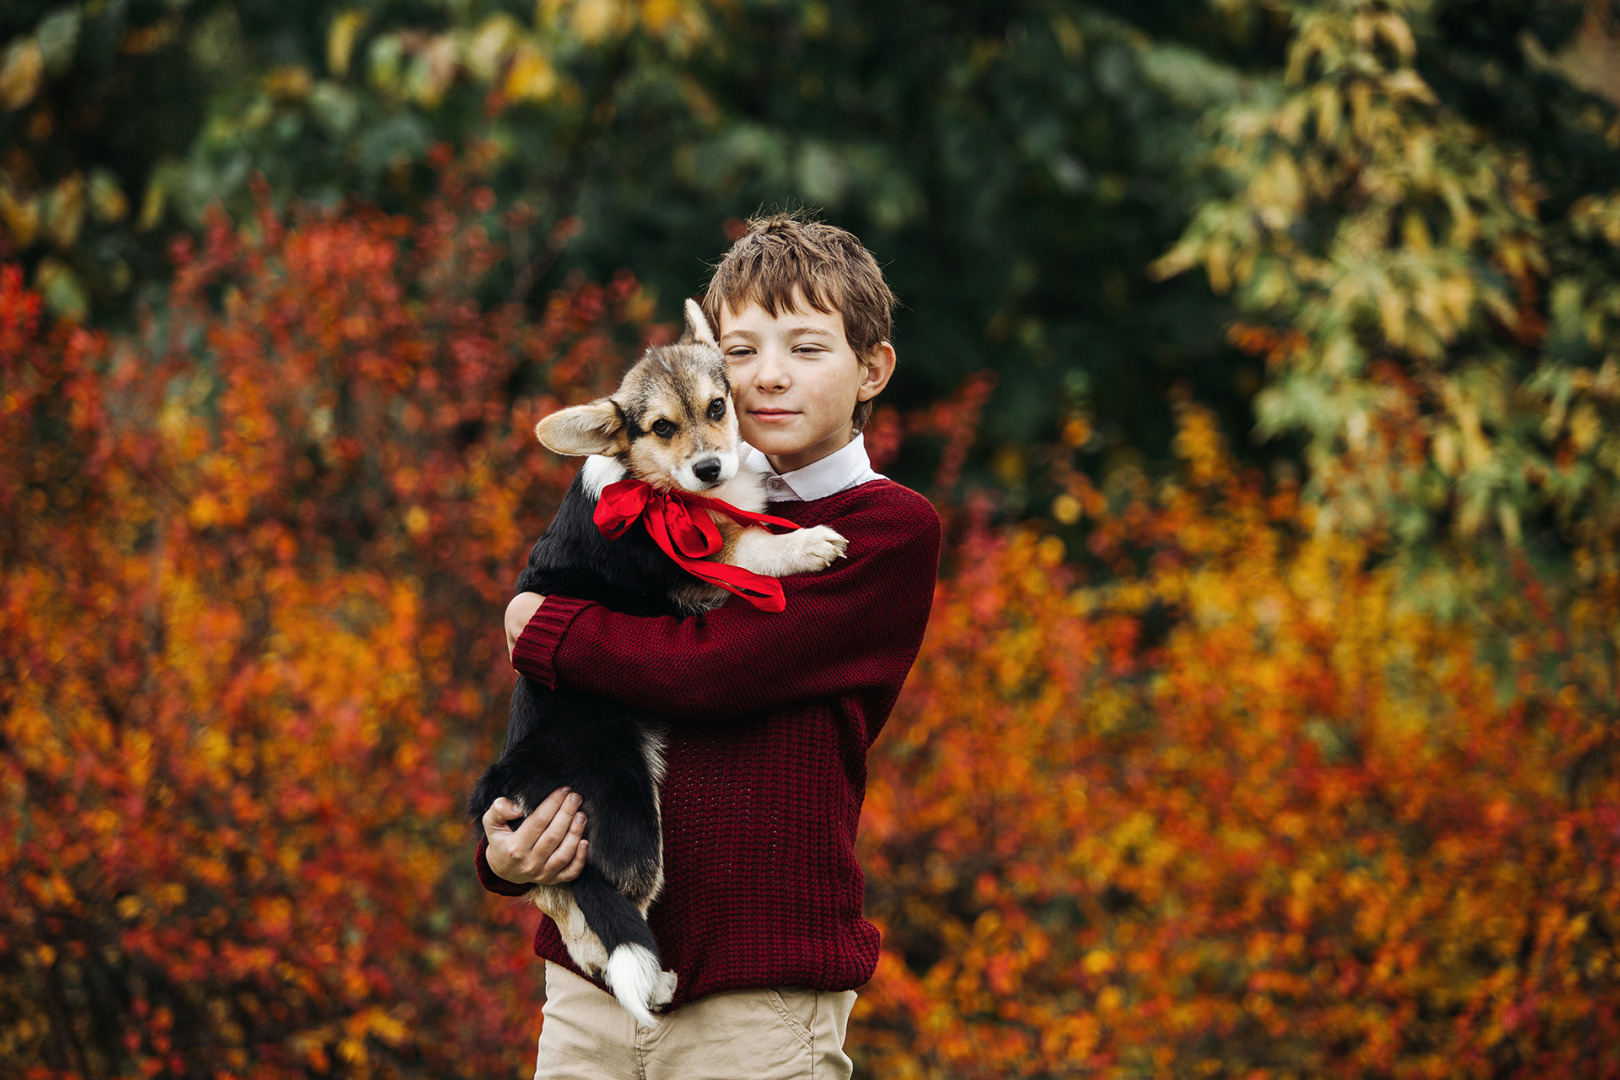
(675, 558, 789, 612)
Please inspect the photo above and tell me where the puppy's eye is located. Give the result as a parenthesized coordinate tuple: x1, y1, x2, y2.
(707, 398, 726, 420)
(652, 419, 675, 438)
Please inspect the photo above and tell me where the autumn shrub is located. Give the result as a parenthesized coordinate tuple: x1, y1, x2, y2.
(0, 156, 657, 1078)
(856, 404, 1620, 1079)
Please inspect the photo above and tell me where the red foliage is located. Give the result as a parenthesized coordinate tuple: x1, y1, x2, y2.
(856, 403, 1620, 1078)
(0, 161, 653, 1078)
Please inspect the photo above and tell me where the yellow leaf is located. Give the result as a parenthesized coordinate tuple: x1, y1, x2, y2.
(198, 726, 231, 768)
(1401, 211, 1432, 253)
(1432, 426, 1459, 477)
(328, 10, 369, 77)
(1377, 276, 1407, 348)
(0, 182, 39, 248)
(1050, 14, 1083, 58)
(1384, 68, 1436, 105)
(42, 172, 85, 249)
(466, 15, 520, 83)
(1314, 85, 1342, 145)
(126, 729, 154, 789)
(1496, 501, 1521, 544)
(88, 169, 128, 223)
(642, 0, 685, 36)
(1440, 276, 1473, 328)
(572, 0, 629, 43)
(137, 173, 167, 232)
(1405, 131, 1435, 187)
(265, 65, 313, 100)
(1083, 949, 1117, 975)
(505, 41, 557, 102)
(1207, 238, 1231, 295)
(0, 38, 44, 111)
(1375, 13, 1417, 61)
(1570, 402, 1600, 451)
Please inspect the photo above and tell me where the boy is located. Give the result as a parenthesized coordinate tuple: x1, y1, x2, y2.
(476, 213, 941, 1079)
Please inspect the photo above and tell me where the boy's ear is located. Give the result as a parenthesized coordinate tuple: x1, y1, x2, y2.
(678, 298, 717, 348)
(535, 399, 627, 457)
(856, 341, 898, 401)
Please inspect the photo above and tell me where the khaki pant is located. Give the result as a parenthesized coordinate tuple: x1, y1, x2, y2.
(535, 961, 856, 1080)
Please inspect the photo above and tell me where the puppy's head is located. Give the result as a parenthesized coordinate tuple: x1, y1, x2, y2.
(535, 300, 742, 493)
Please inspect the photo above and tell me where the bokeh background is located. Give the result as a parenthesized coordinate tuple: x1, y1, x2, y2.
(4, 0, 1620, 1076)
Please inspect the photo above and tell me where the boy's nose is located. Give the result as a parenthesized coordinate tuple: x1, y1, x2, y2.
(754, 350, 789, 389)
(693, 457, 722, 483)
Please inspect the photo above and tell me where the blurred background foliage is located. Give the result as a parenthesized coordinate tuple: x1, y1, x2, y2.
(5, 0, 1620, 1077)
(8, 0, 1285, 510)
(3, 0, 1618, 553)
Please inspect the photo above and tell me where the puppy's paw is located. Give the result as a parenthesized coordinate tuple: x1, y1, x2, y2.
(784, 525, 848, 573)
(650, 969, 679, 1008)
(730, 524, 849, 577)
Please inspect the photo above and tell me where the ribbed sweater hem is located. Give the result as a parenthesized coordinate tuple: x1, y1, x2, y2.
(473, 838, 534, 897)
(509, 594, 592, 688)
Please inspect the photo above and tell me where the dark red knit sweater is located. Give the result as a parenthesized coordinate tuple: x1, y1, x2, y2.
(475, 478, 940, 1006)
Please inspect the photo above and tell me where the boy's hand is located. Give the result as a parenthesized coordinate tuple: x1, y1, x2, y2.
(505, 592, 546, 659)
(482, 788, 588, 885)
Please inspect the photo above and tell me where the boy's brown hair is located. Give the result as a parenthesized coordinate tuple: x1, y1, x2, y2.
(702, 211, 895, 432)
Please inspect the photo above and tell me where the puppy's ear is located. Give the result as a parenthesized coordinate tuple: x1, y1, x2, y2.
(535, 399, 626, 457)
(679, 298, 717, 348)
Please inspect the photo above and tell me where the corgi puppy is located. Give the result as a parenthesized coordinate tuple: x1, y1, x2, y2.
(467, 300, 846, 1027)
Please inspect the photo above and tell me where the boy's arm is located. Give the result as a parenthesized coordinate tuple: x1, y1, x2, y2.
(510, 490, 941, 721)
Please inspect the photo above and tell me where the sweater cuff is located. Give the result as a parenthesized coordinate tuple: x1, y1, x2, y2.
(475, 837, 535, 897)
(511, 595, 594, 688)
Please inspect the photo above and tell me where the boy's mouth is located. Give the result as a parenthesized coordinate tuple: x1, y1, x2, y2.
(749, 408, 798, 422)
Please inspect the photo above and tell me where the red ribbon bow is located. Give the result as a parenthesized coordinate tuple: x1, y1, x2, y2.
(593, 477, 804, 612)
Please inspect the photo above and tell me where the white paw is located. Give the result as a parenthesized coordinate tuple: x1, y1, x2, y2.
(650, 969, 679, 1007)
(784, 525, 848, 573)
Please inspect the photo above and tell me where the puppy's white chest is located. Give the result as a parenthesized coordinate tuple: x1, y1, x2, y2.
(709, 464, 768, 514)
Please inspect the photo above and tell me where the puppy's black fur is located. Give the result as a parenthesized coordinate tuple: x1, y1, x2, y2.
(466, 468, 689, 1014)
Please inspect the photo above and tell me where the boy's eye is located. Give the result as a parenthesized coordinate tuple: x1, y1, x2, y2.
(707, 398, 726, 420)
(652, 419, 675, 438)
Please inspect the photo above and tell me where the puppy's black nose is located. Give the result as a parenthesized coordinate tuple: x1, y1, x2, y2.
(694, 458, 722, 484)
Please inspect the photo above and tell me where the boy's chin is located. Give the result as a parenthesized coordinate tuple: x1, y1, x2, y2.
(742, 424, 855, 471)
(737, 423, 800, 455)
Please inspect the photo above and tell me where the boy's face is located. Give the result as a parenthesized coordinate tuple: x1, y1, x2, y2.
(717, 293, 893, 474)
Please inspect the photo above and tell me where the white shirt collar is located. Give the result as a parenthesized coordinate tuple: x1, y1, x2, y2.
(744, 432, 884, 503)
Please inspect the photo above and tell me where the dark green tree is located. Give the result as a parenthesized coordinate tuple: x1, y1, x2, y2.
(2, 0, 1270, 502)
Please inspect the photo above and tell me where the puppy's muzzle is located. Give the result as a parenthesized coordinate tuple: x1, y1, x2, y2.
(693, 457, 722, 485)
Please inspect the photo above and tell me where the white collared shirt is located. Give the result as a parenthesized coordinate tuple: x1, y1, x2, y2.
(743, 432, 885, 503)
